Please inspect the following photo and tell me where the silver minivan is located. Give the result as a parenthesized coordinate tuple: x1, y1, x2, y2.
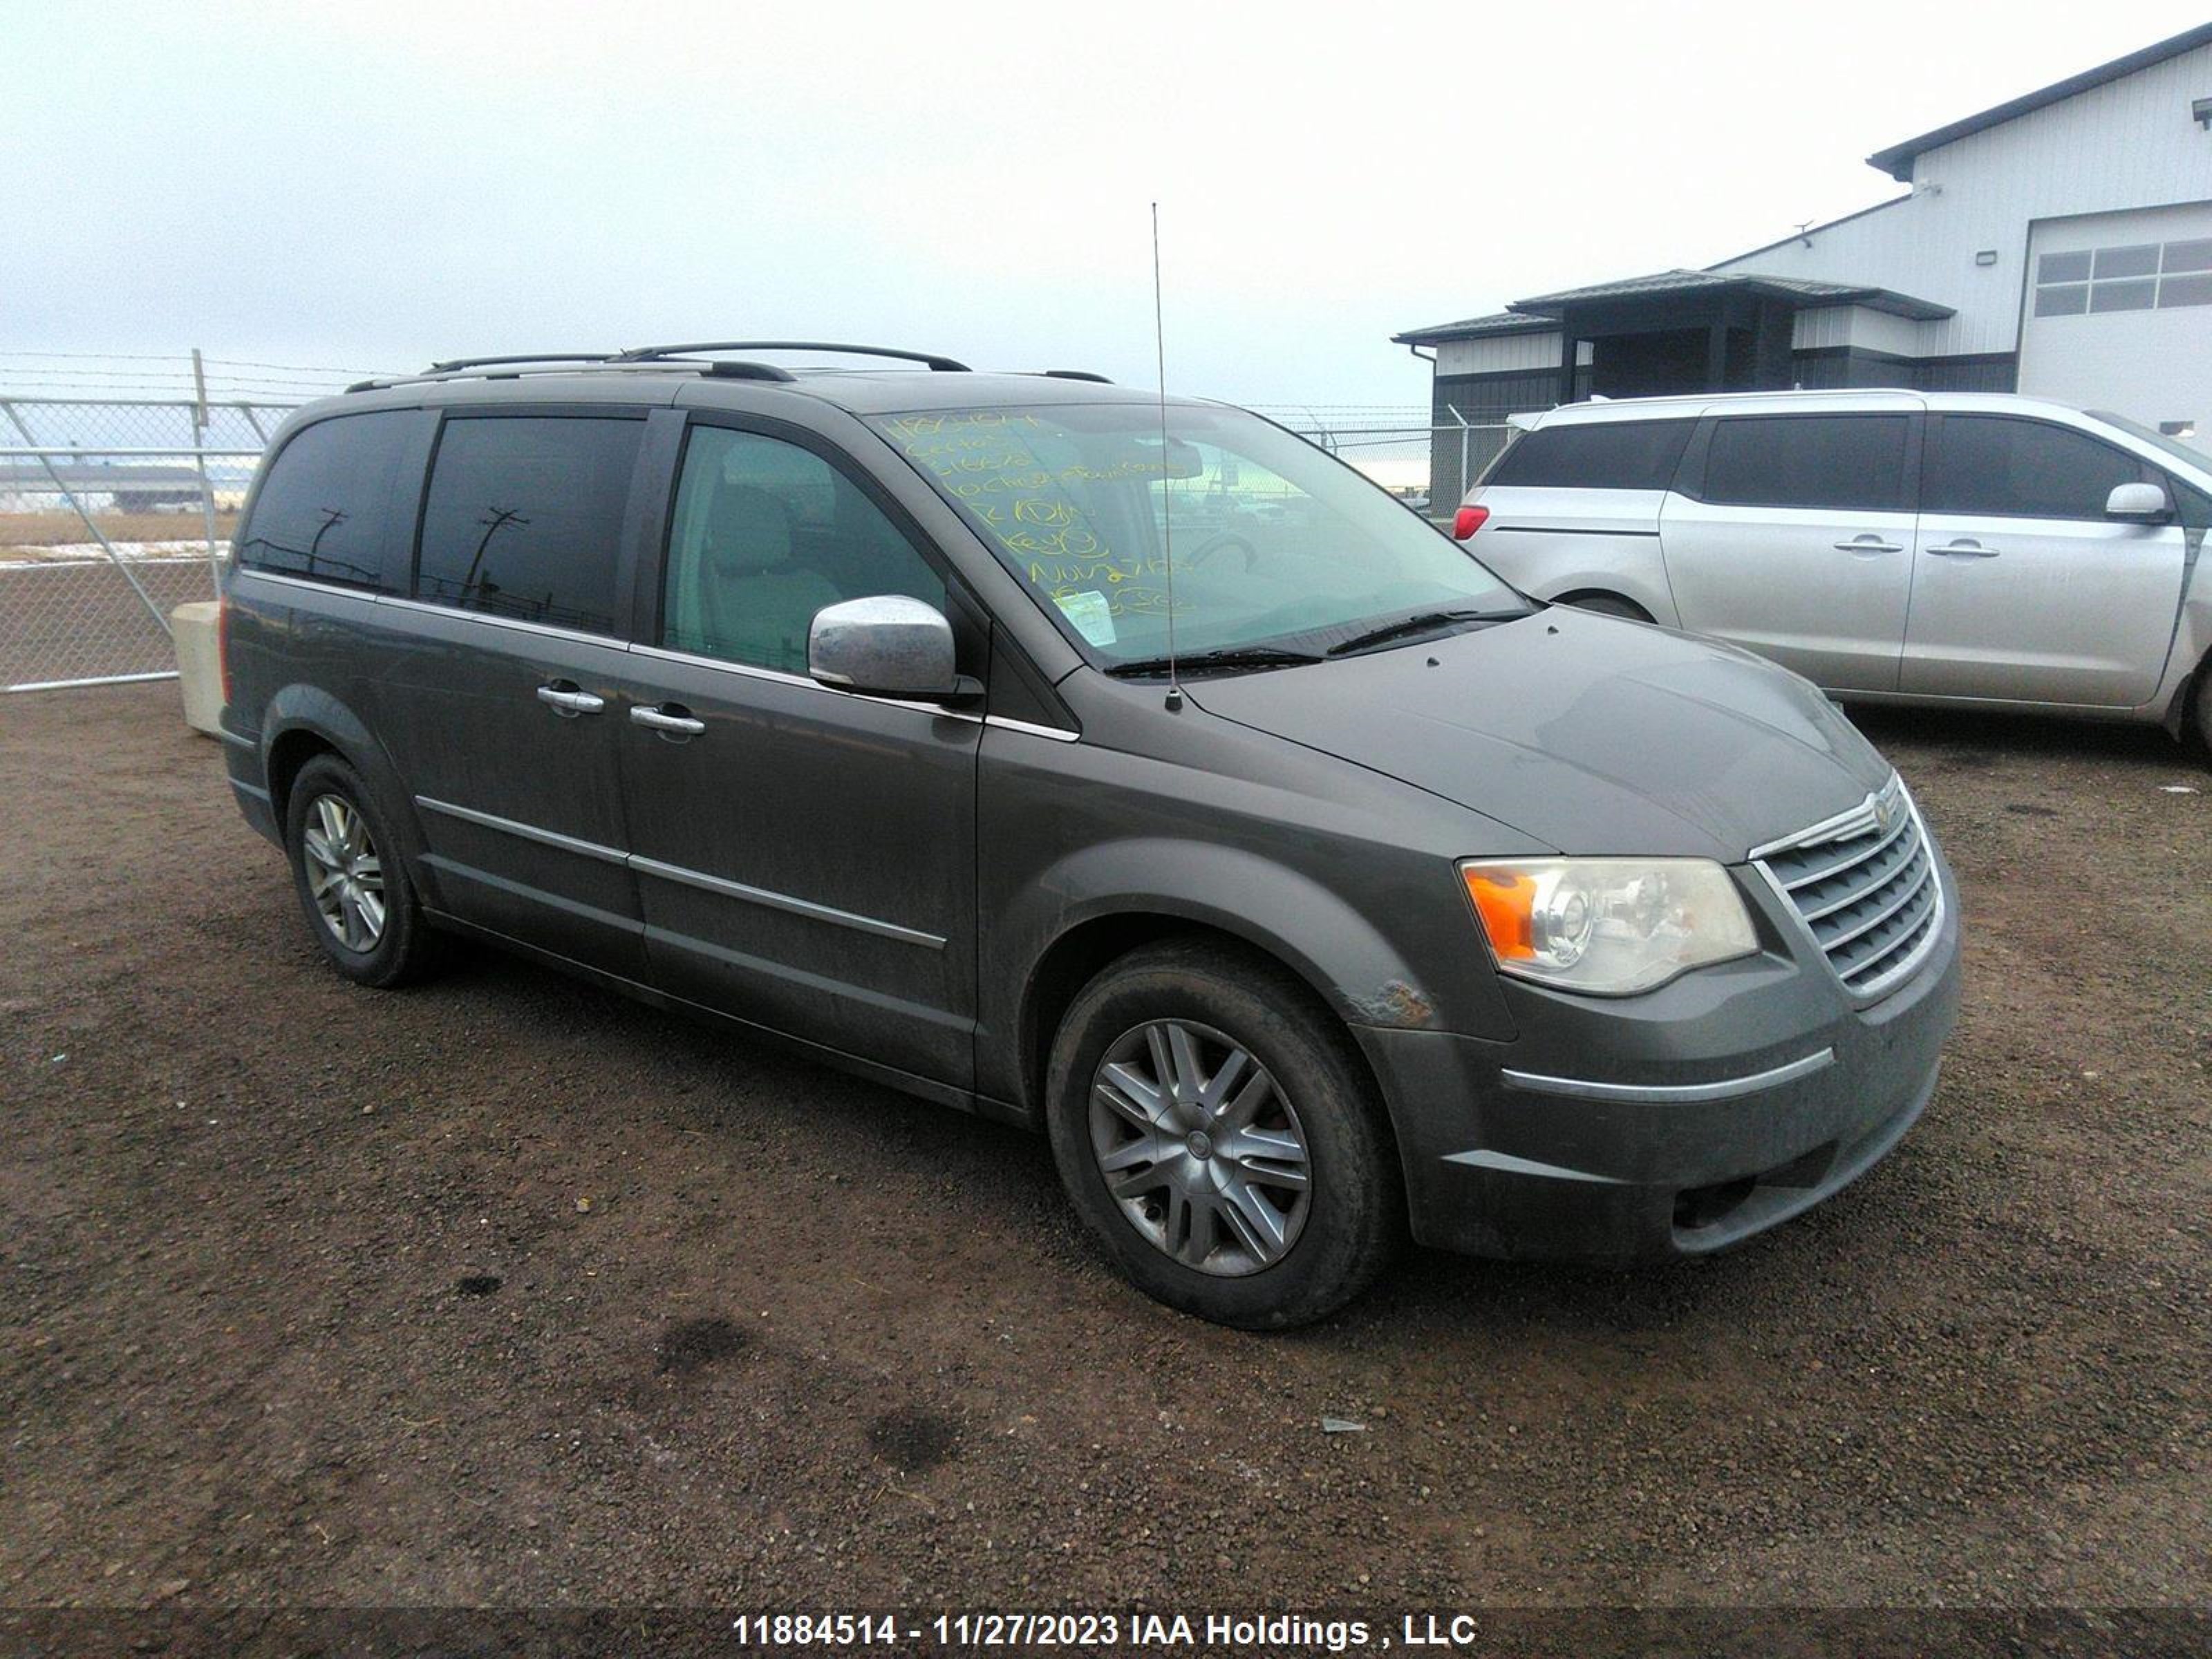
(1454, 390, 2212, 755)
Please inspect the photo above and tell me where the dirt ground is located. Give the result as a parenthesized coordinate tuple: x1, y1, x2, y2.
(1, 684, 2206, 1627)
(0, 511, 236, 550)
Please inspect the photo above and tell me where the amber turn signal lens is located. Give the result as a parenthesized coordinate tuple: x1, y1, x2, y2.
(1462, 865, 1535, 960)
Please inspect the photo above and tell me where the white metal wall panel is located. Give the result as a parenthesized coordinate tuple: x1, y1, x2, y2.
(1790, 305, 1928, 356)
(1716, 39, 2212, 358)
(1438, 332, 1588, 376)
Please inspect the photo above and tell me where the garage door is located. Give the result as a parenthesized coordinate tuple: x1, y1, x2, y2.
(2018, 200, 2212, 443)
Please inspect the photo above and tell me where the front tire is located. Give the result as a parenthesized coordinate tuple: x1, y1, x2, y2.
(284, 755, 438, 988)
(1044, 939, 1401, 1328)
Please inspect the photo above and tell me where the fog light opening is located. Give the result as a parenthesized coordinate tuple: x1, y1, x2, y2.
(1674, 1176, 1757, 1233)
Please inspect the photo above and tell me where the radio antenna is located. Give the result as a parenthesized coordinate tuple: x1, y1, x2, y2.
(1152, 200, 1183, 711)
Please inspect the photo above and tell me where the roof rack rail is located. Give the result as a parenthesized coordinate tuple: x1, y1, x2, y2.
(426, 352, 617, 373)
(344, 355, 801, 394)
(613, 340, 971, 373)
(1036, 369, 1112, 383)
(698, 360, 799, 382)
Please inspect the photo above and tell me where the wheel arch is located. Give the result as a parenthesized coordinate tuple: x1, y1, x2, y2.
(1553, 588, 1656, 624)
(2163, 638, 2212, 747)
(259, 686, 442, 904)
(1003, 839, 1467, 1125)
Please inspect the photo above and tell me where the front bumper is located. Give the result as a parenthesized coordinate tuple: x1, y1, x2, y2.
(1357, 856, 1963, 1263)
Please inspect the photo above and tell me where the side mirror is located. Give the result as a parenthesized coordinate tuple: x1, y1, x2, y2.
(808, 596, 978, 703)
(2105, 481, 2172, 523)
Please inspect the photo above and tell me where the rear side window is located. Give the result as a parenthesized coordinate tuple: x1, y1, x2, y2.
(1922, 416, 2146, 521)
(1702, 415, 1910, 512)
(1485, 420, 1691, 490)
(236, 412, 414, 590)
(414, 416, 643, 635)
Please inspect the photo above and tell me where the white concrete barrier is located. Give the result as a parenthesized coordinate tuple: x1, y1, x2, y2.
(172, 601, 223, 738)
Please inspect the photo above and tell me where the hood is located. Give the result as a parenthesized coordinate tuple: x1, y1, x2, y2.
(1185, 608, 1891, 861)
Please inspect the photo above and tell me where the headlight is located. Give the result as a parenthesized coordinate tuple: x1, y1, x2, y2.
(1459, 858, 1758, 995)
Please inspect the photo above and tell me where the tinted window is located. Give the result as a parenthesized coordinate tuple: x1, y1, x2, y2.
(1702, 415, 1909, 512)
(237, 413, 414, 590)
(2173, 477, 2212, 534)
(415, 417, 641, 634)
(1922, 418, 2146, 521)
(662, 426, 943, 674)
(1486, 420, 1691, 490)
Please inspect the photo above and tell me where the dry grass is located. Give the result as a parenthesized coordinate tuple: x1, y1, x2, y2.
(0, 509, 237, 551)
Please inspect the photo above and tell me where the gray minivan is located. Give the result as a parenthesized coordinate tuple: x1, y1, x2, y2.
(218, 344, 1962, 1327)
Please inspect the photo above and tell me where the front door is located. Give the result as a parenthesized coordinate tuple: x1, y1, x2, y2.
(617, 418, 981, 1087)
(377, 411, 650, 974)
(1660, 411, 1917, 692)
(1902, 414, 2188, 706)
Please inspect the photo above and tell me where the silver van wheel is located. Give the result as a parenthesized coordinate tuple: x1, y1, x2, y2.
(1088, 1019, 1313, 1277)
(301, 793, 386, 953)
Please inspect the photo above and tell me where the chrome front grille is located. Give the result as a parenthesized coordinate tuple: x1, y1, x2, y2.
(1752, 774, 1942, 1002)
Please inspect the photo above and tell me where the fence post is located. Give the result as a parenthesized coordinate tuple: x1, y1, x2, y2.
(1445, 404, 1472, 505)
(0, 400, 174, 639)
(190, 348, 222, 594)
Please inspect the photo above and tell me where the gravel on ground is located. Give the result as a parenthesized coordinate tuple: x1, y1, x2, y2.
(2, 683, 2206, 1621)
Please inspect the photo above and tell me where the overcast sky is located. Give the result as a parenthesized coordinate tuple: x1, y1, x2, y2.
(4, 1, 2204, 405)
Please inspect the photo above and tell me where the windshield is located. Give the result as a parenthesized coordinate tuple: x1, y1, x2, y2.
(2089, 409, 2212, 470)
(868, 402, 1525, 666)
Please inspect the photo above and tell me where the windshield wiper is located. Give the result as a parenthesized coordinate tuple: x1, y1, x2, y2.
(1103, 645, 1324, 678)
(1325, 607, 1517, 657)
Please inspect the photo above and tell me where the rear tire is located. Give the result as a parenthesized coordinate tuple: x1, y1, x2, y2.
(1562, 592, 1653, 623)
(284, 755, 439, 988)
(2193, 671, 2212, 767)
(1044, 938, 1400, 1329)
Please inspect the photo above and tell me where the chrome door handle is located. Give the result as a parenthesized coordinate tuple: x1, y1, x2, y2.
(1927, 539, 1999, 558)
(536, 684, 606, 716)
(1833, 535, 1904, 554)
(631, 704, 706, 737)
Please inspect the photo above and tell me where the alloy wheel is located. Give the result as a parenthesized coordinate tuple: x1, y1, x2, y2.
(301, 793, 386, 953)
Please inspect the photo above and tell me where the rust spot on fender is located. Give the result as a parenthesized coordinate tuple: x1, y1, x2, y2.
(1347, 978, 1435, 1028)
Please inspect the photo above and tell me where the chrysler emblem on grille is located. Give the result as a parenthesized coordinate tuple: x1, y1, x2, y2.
(1875, 793, 1900, 835)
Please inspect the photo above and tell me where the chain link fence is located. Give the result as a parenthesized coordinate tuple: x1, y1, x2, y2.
(1, 397, 289, 691)
(1255, 408, 1515, 521)
(0, 388, 1514, 694)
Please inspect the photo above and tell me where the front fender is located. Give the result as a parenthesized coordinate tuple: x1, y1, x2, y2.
(981, 836, 1518, 1104)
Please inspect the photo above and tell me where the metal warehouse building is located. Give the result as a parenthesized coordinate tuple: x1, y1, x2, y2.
(1398, 24, 2212, 503)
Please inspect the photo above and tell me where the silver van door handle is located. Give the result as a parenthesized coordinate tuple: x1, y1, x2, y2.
(1833, 534, 1904, 554)
(1927, 539, 2000, 558)
(536, 682, 606, 716)
(631, 703, 706, 737)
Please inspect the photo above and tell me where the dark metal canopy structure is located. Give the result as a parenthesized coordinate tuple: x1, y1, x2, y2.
(1395, 270, 1955, 404)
